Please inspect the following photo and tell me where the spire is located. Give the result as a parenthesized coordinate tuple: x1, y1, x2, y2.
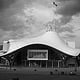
(46, 24, 54, 32)
(46, 20, 57, 32)
(46, 1, 58, 32)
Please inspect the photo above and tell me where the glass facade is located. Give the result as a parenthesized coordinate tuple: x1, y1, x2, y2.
(0, 44, 78, 68)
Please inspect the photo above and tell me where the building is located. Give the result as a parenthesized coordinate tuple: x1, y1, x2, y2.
(0, 30, 80, 68)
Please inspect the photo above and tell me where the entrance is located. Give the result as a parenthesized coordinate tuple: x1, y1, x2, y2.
(28, 60, 47, 68)
(29, 60, 41, 67)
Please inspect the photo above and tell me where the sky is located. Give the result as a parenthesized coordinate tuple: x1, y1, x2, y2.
(0, 0, 80, 48)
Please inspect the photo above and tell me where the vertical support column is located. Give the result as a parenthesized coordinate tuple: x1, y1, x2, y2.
(40, 61, 42, 68)
(24, 60, 26, 67)
(74, 57, 77, 72)
(63, 61, 64, 68)
(29, 60, 30, 67)
(9, 59, 12, 70)
(58, 60, 60, 68)
(46, 60, 47, 68)
(7, 57, 12, 70)
(52, 60, 53, 68)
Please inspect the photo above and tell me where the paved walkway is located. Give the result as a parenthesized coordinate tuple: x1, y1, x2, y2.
(0, 67, 80, 80)
(1, 66, 80, 75)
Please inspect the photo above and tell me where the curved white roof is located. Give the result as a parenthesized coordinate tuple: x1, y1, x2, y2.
(0, 31, 80, 56)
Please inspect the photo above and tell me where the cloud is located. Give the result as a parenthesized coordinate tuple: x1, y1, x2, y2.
(0, 0, 35, 12)
(1, 0, 79, 43)
(0, 0, 16, 11)
(0, 0, 55, 30)
(56, 0, 80, 16)
(55, 0, 80, 26)
(58, 26, 74, 33)
(0, 0, 59, 42)
(59, 16, 72, 25)
(59, 31, 76, 41)
(0, 0, 36, 31)
(12, 4, 61, 37)
(0, 29, 15, 42)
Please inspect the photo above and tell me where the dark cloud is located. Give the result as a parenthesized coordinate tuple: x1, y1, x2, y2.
(56, 0, 80, 16)
(57, 26, 74, 33)
(55, 0, 80, 26)
(60, 16, 71, 25)
(57, 0, 71, 2)
(0, 0, 33, 31)
(0, 0, 16, 11)
(0, 0, 53, 31)
(0, 0, 45, 31)
(64, 34, 76, 39)
(60, 33, 76, 40)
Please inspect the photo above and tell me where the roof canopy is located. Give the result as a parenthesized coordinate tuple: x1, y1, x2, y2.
(0, 31, 80, 56)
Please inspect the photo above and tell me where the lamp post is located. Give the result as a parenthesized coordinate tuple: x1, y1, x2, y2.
(62, 56, 65, 67)
(74, 56, 77, 72)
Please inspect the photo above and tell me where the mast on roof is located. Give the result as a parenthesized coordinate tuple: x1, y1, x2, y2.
(46, 1, 58, 32)
(53, 1, 58, 6)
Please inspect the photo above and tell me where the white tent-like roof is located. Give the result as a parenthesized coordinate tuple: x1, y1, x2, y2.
(0, 31, 80, 56)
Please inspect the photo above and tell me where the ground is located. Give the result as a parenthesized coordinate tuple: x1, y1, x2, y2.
(0, 67, 80, 80)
